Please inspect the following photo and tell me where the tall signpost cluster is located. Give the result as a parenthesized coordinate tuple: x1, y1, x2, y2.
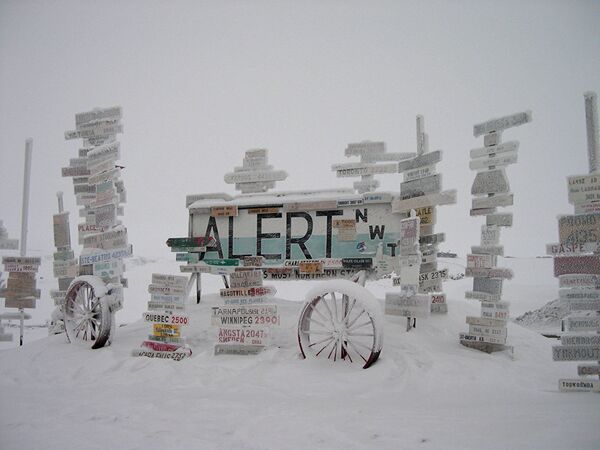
(460, 111, 532, 353)
(392, 116, 457, 313)
(212, 256, 280, 356)
(132, 273, 192, 361)
(61, 106, 131, 313)
(0, 140, 37, 345)
(550, 92, 600, 392)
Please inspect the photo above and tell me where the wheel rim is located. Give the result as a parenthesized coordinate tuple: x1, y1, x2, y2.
(65, 282, 102, 342)
(299, 289, 380, 368)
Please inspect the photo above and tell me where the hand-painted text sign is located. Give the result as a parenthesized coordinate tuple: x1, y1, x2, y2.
(554, 255, 600, 277)
(473, 111, 532, 137)
(552, 345, 600, 361)
(558, 213, 600, 245)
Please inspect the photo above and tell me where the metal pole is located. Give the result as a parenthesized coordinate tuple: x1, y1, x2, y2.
(584, 92, 599, 174)
(19, 139, 33, 347)
(416, 115, 425, 156)
(57, 191, 64, 213)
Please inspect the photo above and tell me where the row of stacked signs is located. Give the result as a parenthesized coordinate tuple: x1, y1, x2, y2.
(54, 107, 132, 337)
(549, 92, 600, 392)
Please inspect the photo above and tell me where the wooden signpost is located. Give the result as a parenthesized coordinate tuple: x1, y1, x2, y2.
(132, 273, 192, 360)
(393, 116, 457, 313)
(224, 149, 287, 194)
(550, 91, 600, 392)
(332, 140, 414, 194)
(461, 110, 531, 353)
(57, 106, 132, 346)
(0, 140, 40, 345)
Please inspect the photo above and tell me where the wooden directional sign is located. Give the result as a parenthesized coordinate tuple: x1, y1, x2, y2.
(2, 256, 41, 265)
(564, 316, 600, 332)
(471, 169, 510, 196)
(334, 163, 398, 177)
(559, 288, 600, 302)
(565, 298, 600, 311)
(481, 301, 509, 320)
(400, 174, 442, 199)
(561, 335, 600, 346)
(344, 141, 386, 157)
(466, 316, 506, 327)
(211, 305, 279, 326)
(299, 261, 324, 274)
(465, 291, 502, 302)
(143, 312, 189, 326)
(459, 332, 506, 346)
(75, 106, 122, 127)
(79, 245, 133, 265)
(578, 364, 600, 376)
(486, 213, 513, 227)
(559, 274, 600, 288)
(473, 111, 532, 137)
(554, 255, 600, 276)
(474, 277, 503, 295)
(166, 236, 215, 248)
(220, 285, 276, 299)
(469, 152, 518, 171)
(471, 245, 504, 256)
(480, 225, 500, 246)
(391, 190, 457, 213)
(468, 324, 507, 339)
(87, 141, 120, 164)
(567, 173, 600, 205)
(558, 379, 600, 392)
(224, 170, 287, 184)
(211, 206, 238, 217)
(404, 165, 436, 182)
(472, 194, 513, 209)
(385, 292, 431, 318)
(552, 345, 600, 361)
(558, 213, 600, 245)
(546, 242, 598, 256)
(0, 239, 19, 250)
(466, 267, 513, 279)
(204, 258, 239, 266)
(470, 141, 519, 159)
(398, 150, 442, 172)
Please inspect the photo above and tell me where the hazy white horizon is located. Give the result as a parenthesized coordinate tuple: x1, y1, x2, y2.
(1, 0, 599, 260)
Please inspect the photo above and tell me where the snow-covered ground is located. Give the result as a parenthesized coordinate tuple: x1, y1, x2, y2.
(1, 255, 599, 449)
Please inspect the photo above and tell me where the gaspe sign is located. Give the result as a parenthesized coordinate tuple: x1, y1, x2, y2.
(190, 203, 400, 262)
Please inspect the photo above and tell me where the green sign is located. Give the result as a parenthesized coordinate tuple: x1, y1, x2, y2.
(203, 258, 239, 266)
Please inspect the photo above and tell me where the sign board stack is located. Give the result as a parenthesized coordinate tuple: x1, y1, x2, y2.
(213, 256, 280, 355)
(0, 256, 41, 312)
(224, 149, 288, 194)
(550, 92, 600, 392)
(49, 195, 77, 318)
(132, 273, 192, 361)
(393, 116, 457, 313)
(332, 141, 415, 193)
(0, 224, 24, 342)
(460, 110, 532, 353)
(385, 212, 431, 329)
(62, 106, 131, 312)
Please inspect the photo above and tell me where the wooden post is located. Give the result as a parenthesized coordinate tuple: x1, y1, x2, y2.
(196, 273, 202, 304)
(57, 191, 64, 213)
(19, 138, 33, 347)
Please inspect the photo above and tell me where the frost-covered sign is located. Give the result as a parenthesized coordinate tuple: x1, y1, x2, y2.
(224, 149, 287, 194)
(551, 91, 600, 392)
(393, 116, 456, 313)
(461, 109, 531, 353)
(132, 273, 192, 360)
(56, 106, 132, 343)
(212, 257, 280, 355)
(332, 141, 414, 194)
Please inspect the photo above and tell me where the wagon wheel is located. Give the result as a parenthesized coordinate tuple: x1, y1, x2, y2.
(64, 279, 112, 349)
(298, 280, 383, 369)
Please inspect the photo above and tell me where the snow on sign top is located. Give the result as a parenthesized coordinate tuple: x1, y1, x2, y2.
(75, 106, 122, 127)
(473, 111, 532, 137)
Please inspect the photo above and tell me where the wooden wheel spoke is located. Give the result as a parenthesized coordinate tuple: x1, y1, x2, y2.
(348, 320, 372, 332)
(347, 339, 368, 363)
(331, 292, 338, 322)
(328, 340, 337, 360)
(309, 335, 335, 348)
(343, 298, 357, 322)
(303, 329, 333, 336)
(346, 308, 365, 329)
(341, 341, 353, 363)
(310, 303, 332, 327)
(319, 297, 335, 325)
(315, 338, 335, 356)
(347, 332, 374, 337)
(309, 316, 331, 331)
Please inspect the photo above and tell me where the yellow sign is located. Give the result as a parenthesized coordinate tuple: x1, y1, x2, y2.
(153, 323, 181, 338)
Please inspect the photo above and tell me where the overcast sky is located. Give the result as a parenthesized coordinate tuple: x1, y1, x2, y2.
(1, 0, 599, 260)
